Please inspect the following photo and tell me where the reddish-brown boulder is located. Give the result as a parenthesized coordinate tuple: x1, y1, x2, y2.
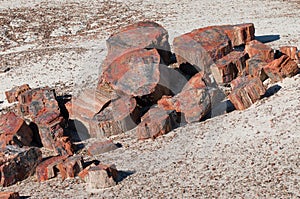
(246, 55, 268, 81)
(0, 146, 42, 186)
(35, 155, 68, 182)
(173, 27, 232, 72)
(245, 40, 274, 61)
(136, 107, 177, 140)
(87, 140, 118, 156)
(263, 55, 299, 82)
(57, 155, 84, 180)
(228, 76, 266, 110)
(5, 84, 30, 103)
(181, 72, 207, 91)
(0, 112, 33, 147)
(0, 192, 20, 199)
(78, 164, 119, 189)
(92, 95, 139, 138)
(211, 51, 248, 84)
(280, 46, 298, 60)
(104, 21, 172, 67)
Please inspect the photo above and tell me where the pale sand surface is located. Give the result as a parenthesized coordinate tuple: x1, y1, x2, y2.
(0, 0, 300, 198)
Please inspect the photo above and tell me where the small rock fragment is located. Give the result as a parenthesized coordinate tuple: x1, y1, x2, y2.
(87, 140, 118, 156)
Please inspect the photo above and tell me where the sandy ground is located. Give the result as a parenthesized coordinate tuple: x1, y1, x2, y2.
(0, 0, 300, 198)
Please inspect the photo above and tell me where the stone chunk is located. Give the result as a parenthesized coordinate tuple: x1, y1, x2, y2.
(0, 146, 42, 186)
(35, 155, 68, 182)
(245, 40, 274, 61)
(136, 107, 177, 140)
(211, 51, 248, 84)
(0, 192, 20, 199)
(173, 27, 232, 72)
(57, 155, 84, 180)
(0, 112, 33, 147)
(105, 21, 172, 67)
(246, 55, 268, 81)
(78, 164, 119, 189)
(92, 95, 139, 138)
(263, 55, 299, 82)
(102, 48, 171, 103)
(280, 46, 298, 60)
(5, 84, 30, 103)
(228, 76, 266, 110)
(87, 140, 118, 156)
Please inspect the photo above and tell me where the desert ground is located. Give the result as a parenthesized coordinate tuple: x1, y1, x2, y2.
(0, 0, 300, 198)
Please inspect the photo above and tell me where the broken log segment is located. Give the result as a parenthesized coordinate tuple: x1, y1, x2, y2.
(0, 146, 42, 187)
(0, 112, 33, 147)
(263, 55, 299, 82)
(92, 95, 140, 138)
(57, 155, 84, 180)
(173, 26, 233, 73)
(136, 107, 178, 140)
(228, 76, 266, 110)
(245, 40, 274, 61)
(105, 21, 172, 67)
(5, 84, 30, 104)
(280, 46, 298, 60)
(246, 55, 268, 81)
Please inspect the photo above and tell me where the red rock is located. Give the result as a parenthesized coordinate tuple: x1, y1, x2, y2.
(57, 155, 84, 180)
(54, 136, 74, 156)
(136, 107, 177, 140)
(181, 72, 207, 91)
(35, 155, 68, 182)
(17, 87, 60, 120)
(173, 26, 232, 72)
(93, 95, 139, 138)
(246, 55, 268, 81)
(158, 87, 213, 123)
(79, 164, 119, 189)
(105, 21, 172, 67)
(102, 48, 171, 102)
(87, 140, 118, 156)
(211, 51, 248, 84)
(263, 55, 299, 82)
(0, 112, 33, 147)
(280, 46, 298, 60)
(5, 84, 30, 103)
(0, 146, 42, 186)
(228, 76, 266, 110)
(245, 40, 274, 61)
(0, 192, 20, 199)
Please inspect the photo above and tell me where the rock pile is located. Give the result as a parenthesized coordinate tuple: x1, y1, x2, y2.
(0, 21, 299, 192)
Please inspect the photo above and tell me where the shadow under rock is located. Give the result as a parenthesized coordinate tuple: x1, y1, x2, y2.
(116, 170, 136, 183)
(255, 34, 280, 43)
(20, 196, 31, 199)
(262, 84, 282, 98)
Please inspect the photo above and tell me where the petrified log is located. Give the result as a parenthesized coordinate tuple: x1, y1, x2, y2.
(245, 40, 274, 61)
(57, 155, 84, 180)
(105, 21, 172, 67)
(246, 55, 268, 81)
(78, 164, 119, 189)
(17, 87, 60, 120)
(228, 76, 266, 110)
(173, 26, 232, 72)
(0, 146, 42, 186)
(5, 84, 30, 103)
(263, 55, 299, 82)
(92, 95, 140, 138)
(0, 191, 20, 199)
(0, 112, 33, 147)
(280, 46, 298, 60)
(35, 155, 68, 182)
(211, 51, 248, 84)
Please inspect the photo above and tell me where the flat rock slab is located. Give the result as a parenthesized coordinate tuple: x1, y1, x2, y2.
(173, 26, 232, 72)
(0, 146, 42, 187)
(263, 55, 299, 82)
(228, 76, 266, 110)
(0, 112, 33, 147)
(105, 21, 172, 67)
(87, 140, 118, 156)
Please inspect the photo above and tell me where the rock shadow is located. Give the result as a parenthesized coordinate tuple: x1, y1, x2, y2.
(255, 34, 280, 43)
(116, 170, 136, 183)
(262, 84, 282, 98)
